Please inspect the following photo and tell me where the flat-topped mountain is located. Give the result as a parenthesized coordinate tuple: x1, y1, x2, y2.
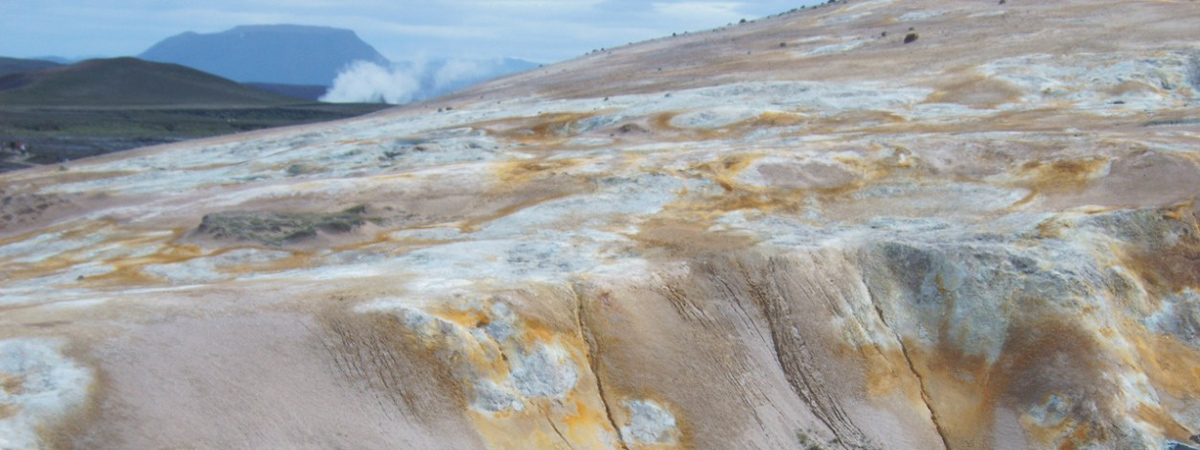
(140, 24, 391, 85)
(2, 1, 1200, 450)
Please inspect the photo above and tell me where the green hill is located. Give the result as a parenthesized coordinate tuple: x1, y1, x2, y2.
(0, 57, 298, 106)
(0, 57, 60, 77)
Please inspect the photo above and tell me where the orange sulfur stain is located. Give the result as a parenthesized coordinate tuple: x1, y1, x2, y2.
(494, 158, 581, 186)
(0, 374, 23, 395)
(1130, 330, 1200, 401)
(492, 112, 602, 144)
(0, 403, 18, 420)
(857, 314, 1117, 450)
(423, 301, 629, 450)
(924, 74, 1025, 109)
(1019, 158, 1110, 193)
(753, 111, 808, 127)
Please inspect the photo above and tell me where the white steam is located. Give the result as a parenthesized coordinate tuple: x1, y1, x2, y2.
(320, 58, 528, 104)
(320, 60, 423, 104)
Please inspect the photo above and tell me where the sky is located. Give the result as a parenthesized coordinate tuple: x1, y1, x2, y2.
(1, 0, 826, 64)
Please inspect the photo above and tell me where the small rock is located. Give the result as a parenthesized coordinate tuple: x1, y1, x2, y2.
(509, 345, 577, 398)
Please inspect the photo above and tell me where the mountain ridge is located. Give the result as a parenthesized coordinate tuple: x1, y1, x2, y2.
(140, 24, 390, 85)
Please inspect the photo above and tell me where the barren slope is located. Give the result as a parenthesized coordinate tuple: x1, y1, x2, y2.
(1, 1, 1199, 450)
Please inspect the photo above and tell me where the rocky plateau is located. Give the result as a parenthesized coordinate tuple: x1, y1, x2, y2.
(1, 1, 1199, 449)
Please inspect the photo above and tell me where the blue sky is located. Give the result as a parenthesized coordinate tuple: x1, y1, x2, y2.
(1, 0, 825, 63)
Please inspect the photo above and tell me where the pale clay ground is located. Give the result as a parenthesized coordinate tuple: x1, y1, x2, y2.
(1, 1, 1200, 449)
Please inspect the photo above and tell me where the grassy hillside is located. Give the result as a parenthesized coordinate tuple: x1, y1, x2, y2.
(0, 103, 389, 166)
(0, 57, 60, 77)
(0, 104, 388, 137)
(0, 57, 390, 171)
(0, 57, 299, 106)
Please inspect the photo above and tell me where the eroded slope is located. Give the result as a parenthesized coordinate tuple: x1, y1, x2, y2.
(1, 1, 1199, 449)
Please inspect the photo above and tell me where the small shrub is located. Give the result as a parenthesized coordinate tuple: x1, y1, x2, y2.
(796, 430, 827, 450)
(904, 33, 919, 44)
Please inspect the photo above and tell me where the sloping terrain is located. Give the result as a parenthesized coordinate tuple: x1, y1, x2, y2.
(0, 57, 297, 106)
(1, 1, 1199, 450)
(0, 57, 60, 78)
(0, 58, 388, 171)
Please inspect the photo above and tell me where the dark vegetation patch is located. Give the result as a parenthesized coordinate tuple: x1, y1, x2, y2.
(0, 57, 390, 172)
(195, 205, 381, 246)
(1144, 118, 1200, 127)
(0, 103, 389, 170)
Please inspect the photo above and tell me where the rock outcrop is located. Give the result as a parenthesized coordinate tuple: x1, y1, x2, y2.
(1, 1, 1199, 449)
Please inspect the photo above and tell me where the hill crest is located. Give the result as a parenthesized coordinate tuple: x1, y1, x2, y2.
(0, 57, 298, 106)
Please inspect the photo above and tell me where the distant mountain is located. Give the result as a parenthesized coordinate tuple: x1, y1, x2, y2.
(32, 56, 79, 65)
(0, 57, 60, 77)
(140, 25, 390, 86)
(0, 57, 299, 106)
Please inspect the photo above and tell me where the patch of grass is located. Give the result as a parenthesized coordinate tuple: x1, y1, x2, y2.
(795, 429, 884, 450)
(0, 103, 389, 166)
(0, 57, 391, 170)
(796, 430, 828, 450)
(0, 104, 388, 138)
